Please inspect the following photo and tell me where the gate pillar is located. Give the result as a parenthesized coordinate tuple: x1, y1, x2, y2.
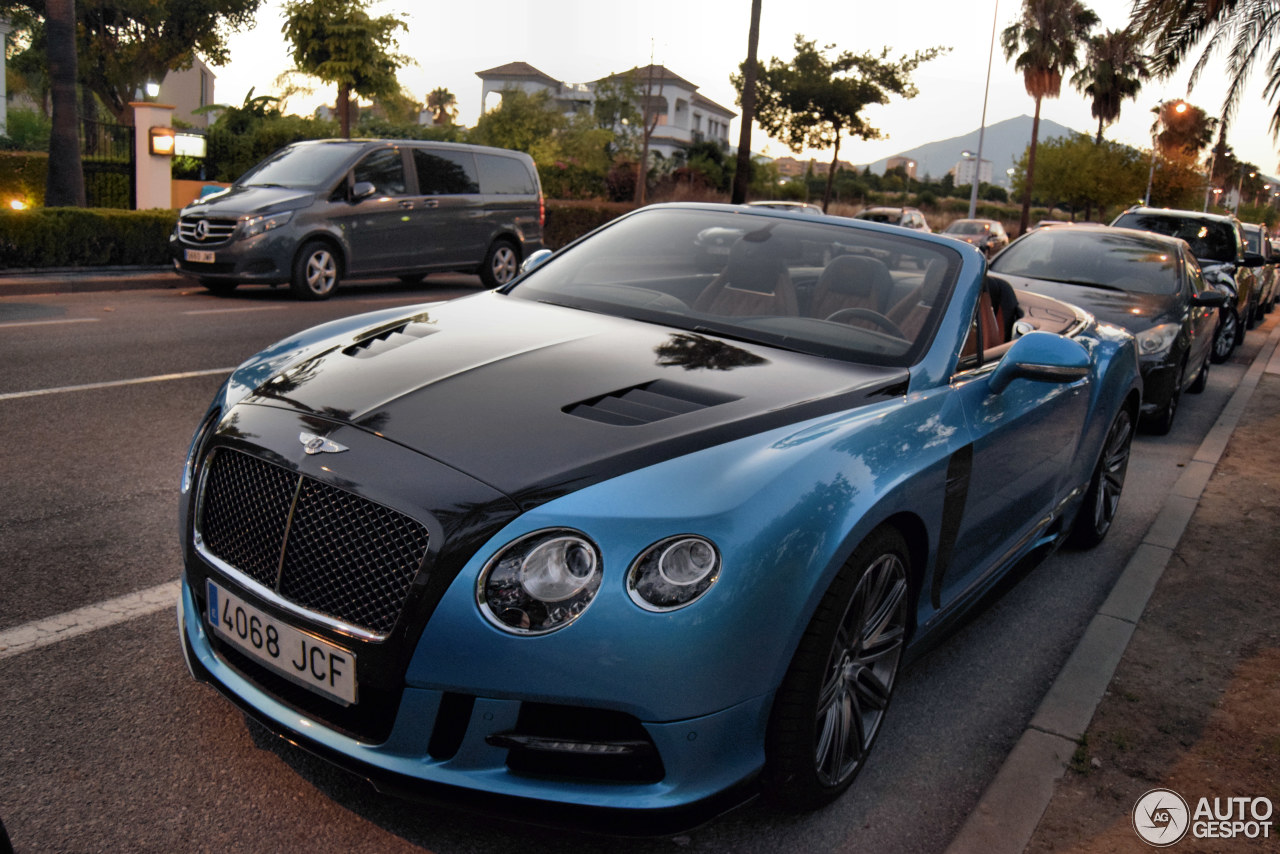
(131, 101, 176, 209)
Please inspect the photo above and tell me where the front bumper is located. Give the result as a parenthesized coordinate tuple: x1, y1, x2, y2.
(170, 232, 295, 284)
(177, 577, 766, 834)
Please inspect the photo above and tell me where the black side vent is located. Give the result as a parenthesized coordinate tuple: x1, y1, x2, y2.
(343, 322, 436, 359)
(563, 380, 739, 426)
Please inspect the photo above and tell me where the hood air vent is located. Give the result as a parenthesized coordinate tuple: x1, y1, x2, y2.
(343, 321, 437, 359)
(564, 380, 739, 426)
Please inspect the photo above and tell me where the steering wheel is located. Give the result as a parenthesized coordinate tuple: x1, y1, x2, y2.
(825, 307, 907, 338)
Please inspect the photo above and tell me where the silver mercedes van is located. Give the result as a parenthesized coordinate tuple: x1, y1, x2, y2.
(170, 139, 544, 299)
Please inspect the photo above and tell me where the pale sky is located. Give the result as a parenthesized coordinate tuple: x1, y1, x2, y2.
(211, 0, 1280, 175)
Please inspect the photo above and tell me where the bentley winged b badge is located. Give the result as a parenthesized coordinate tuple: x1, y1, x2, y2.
(299, 432, 349, 455)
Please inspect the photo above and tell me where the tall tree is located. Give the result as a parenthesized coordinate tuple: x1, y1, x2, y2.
(469, 87, 565, 153)
(735, 35, 946, 212)
(43, 0, 83, 206)
(281, 0, 408, 138)
(730, 0, 762, 205)
(1002, 0, 1099, 234)
(7, 0, 262, 124)
(1073, 28, 1151, 143)
(1128, 0, 1270, 139)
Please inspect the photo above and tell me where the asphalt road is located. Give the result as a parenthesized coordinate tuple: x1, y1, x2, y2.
(0, 277, 1267, 853)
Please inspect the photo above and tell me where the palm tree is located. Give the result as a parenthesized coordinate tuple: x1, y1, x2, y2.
(1002, 0, 1100, 234)
(1130, 0, 1279, 139)
(1073, 28, 1151, 144)
(44, 0, 85, 207)
(426, 87, 458, 126)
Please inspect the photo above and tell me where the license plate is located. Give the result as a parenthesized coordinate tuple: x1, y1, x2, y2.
(184, 249, 216, 263)
(206, 580, 357, 706)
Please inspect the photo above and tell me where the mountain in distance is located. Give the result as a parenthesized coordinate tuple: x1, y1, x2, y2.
(868, 115, 1083, 181)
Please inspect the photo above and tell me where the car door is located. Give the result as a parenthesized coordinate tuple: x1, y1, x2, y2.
(334, 147, 417, 275)
(933, 292, 1091, 608)
(406, 147, 486, 268)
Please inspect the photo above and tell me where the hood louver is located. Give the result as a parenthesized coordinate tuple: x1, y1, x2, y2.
(343, 322, 437, 359)
(564, 380, 739, 426)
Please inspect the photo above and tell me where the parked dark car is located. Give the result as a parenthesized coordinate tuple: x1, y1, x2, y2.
(1110, 206, 1262, 362)
(853, 205, 931, 232)
(178, 203, 1140, 831)
(990, 223, 1224, 434)
(170, 139, 544, 299)
(1242, 222, 1278, 317)
(941, 218, 1010, 257)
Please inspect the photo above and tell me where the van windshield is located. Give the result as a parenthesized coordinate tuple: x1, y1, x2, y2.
(236, 142, 364, 189)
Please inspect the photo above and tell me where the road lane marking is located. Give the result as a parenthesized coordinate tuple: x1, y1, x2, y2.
(0, 317, 100, 329)
(184, 306, 288, 315)
(0, 581, 179, 660)
(0, 368, 233, 402)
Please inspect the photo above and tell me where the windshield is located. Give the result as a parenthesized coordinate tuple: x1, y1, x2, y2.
(236, 142, 364, 189)
(1112, 213, 1238, 263)
(991, 228, 1181, 295)
(945, 221, 989, 235)
(509, 207, 961, 367)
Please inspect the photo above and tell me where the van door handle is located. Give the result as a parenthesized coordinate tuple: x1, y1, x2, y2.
(421, 199, 439, 209)
(399, 200, 415, 210)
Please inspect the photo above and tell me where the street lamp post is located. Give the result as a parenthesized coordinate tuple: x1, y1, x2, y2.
(1233, 168, 1255, 215)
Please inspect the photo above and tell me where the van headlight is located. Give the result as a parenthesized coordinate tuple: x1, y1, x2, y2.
(240, 209, 294, 239)
(478, 530, 602, 634)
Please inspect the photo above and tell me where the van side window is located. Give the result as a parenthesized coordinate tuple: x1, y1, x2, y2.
(414, 149, 480, 195)
(353, 149, 406, 196)
(476, 154, 536, 195)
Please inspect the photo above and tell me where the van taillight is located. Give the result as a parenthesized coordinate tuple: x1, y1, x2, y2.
(539, 195, 545, 228)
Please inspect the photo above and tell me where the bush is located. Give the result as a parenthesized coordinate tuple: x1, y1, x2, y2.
(0, 151, 49, 207)
(0, 207, 176, 268)
(0, 109, 52, 152)
(544, 199, 632, 249)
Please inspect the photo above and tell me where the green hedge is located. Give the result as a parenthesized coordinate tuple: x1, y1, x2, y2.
(0, 198, 626, 270)
(543, 199, 633, 249)
(0, 207, 177, 268)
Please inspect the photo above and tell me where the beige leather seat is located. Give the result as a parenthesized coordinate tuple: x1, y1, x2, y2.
(694, 239, 799, 316)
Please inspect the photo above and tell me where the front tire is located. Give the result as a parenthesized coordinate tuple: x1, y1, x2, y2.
(764, 527, 911, 810)
(1142, 359, 1183, 436)
(1210, 306, 1238, 363)
(479, 238, 519, 288)
(1069, 407, 1134, 548)
(290, 240, 340, 300)
(1187, 351, 1210, 394)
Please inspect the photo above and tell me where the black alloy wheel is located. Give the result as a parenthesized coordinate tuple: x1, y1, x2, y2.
(764, 527, 911, 810)
(1210, 306, 1238, 364)
(1069, 407, 1134, 548)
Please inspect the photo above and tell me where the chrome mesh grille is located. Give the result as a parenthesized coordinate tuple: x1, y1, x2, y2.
(198, 448, 430, 635)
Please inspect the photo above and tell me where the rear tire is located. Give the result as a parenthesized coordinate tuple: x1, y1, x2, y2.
(290, 240, 340, 300)
(764, 527, 910, 811)
(1210, 306, 1238, 364)
(479, 238, 519, 288)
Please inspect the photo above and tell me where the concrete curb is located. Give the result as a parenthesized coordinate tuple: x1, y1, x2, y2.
(944, 320, 1280, 854)
(0, 267, 182, 296)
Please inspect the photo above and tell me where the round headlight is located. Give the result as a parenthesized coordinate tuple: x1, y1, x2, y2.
(478, 529, 602, 634)
(628, 536, 720, 612)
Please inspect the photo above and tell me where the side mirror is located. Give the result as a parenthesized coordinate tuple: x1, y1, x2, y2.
(989, 331, 1090, 394)
(520, 248, 554, 276)
(350, 181, 377, 202)
(1241, 252, 1266, 268)
(1191, 289, 1228, 308)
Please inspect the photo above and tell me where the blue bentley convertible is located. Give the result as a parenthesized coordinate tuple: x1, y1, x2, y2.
(178, 203, 1141, 831)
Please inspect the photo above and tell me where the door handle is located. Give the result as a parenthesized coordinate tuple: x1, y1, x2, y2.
(399, 200, 415, 210)
(421, 199, 439, 209)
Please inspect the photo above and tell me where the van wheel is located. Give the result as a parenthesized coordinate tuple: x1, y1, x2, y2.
(480, 239, 519, 288)
(291, 241, 340, 300)
(200, 279, 238, 296)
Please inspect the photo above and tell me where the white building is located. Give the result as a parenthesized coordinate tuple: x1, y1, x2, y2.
(476, 61, 736, 161)
(953, 156, 993, 186)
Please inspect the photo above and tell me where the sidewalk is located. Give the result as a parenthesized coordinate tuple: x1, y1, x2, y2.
(949, 317, 1280, 853)
(0, 266, 181, 296)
